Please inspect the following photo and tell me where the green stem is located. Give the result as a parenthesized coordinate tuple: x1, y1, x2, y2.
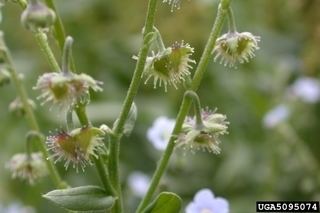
(62, 36, 73, 74)
(75, 103, 115, 202)
(153, 27, 166, 52)
(66, 109, 73, 131)
(74, 104, 90, 127)
(108, 133, 122, 213)
(107, 0, 159, 212)
(1, 35, 65, 189)
(185, 91, 203, 127)
(34, 31, 60, 72)
(26, 6, 114, 207)
(227, 7, 237, 33)
(43, 0, 76, 72)
(136, 1, 229, 211)
(93, 157, 116, 196)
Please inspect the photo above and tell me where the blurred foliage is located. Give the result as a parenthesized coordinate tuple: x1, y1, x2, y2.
(0, 0, 319, 212)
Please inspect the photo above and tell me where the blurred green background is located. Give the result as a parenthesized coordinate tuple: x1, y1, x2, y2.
(0, 0, 319, 212)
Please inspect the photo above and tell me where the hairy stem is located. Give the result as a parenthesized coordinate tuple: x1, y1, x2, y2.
(185, 91, 203, 127)
(136, 1, 230, 211)
(34, 31, 60, 72)
(1, 35, 65, 189)
(43, 0, 76, 72)
(107, 0, 159, 212)
(227, 7, 237, 33)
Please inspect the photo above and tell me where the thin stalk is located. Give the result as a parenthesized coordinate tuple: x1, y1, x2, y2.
(61, 36, 73, 74)
(27, 10, 115, 208)
(153, 27, 166, 52)
(43, 0, 76, 72)
(227, 7, 237, 32)
(34, 31, 60, 72)
(2, 37, 65, 189)
(185, 91, 203, 127)
(93, 157, 116, 196)
(108, 0, 159, 212)
(75, 104, 115, 204)
(136, 1, 230, 211)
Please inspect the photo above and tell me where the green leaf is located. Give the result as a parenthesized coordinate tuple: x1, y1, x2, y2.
(43, 185, 115, 211)
(143, 192, 182, 213)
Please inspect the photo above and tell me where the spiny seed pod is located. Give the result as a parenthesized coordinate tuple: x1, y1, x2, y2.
(213, 31, 260, 67)
(177, 108, 229, 154)
(47, 127, 105, 171)
(6, 152, 48, 184)
(143, 41, 195, 92)
(9, 97, 36, 117)
(21, 0, 56, 31)
(33, 72, 103, 108)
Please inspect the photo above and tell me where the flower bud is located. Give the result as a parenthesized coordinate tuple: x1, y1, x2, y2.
(9, 97, 36, 117)
(33, 72, 103, 108)
(21, 0, 56, 31)
(0, 68, 10, 86)
(177, 108, 229, 154)
(213, 31, 260, 67)
(6, 152, 48, 184)
(47, 127, 105, 171)
(142, 41, 195, 91)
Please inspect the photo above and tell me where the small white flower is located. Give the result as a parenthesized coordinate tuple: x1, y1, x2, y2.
(186, 188, 229, 213)
(263, 104, 290, 128)
(128, 171, 150, 197)
(288, 77, 320, 103)
(147, 116, 175, 150)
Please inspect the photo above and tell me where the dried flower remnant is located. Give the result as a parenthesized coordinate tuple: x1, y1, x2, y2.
(33, 72, 102, 108)
(186, 188, 229, 213)
(142, 41, 195, 91)
(6, 152, 48, 184)
(147, 116, 175, 151)
(177, 108, 229, 154)
(213, 31, 260, 67)
(47, 127, 105, 171)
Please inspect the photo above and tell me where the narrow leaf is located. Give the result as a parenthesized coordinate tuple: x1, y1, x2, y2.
(143, 192, 182, 213)
(43, 185, 115, 211)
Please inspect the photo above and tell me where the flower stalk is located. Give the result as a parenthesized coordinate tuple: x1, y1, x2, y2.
(107, 0, 160, 212)
(1, 33, 65, 189)
(34, 30, 60, 72)
(184, 90, 204, 128)
(136, 0, 230, 211)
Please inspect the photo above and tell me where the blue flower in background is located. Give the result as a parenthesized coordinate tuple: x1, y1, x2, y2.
(128, 171, 150, 197)
(289, 77, 320, 103)
(147, 116, 175, 150)
(186, 188, 229, 213)
(263, 104, 290, 128)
